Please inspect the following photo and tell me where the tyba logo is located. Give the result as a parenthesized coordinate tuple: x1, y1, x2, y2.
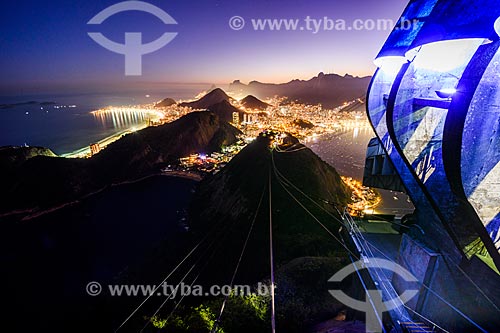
(328, 258, 419, 333)
(87, 1, 178, 76)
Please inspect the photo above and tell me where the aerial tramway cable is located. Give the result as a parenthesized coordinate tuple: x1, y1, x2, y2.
(269, 168, 277, 333)
(210, 185, 266, 333)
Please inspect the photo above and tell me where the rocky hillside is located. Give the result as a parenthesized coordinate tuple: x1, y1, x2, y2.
(179, 88, 233, 109)
(189, 133, 351, 283)
(146, 134, 354, 332)
(92, 111, 241, 180)
(240, 95, 270, 110)
(0, 111, 241, 215)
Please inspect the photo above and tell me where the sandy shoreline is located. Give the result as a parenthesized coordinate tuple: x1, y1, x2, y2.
(60, 124, 149, 158)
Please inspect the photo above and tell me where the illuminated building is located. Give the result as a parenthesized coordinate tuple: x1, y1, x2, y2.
(232, 112, 240, 127)
(362, 0, 500, 331)
(89, 143, 101, 156)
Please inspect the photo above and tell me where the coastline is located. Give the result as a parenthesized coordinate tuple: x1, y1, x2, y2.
(60, 124, 149, 158)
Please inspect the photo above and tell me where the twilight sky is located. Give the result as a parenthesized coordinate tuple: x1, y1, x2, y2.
(0, 0, 408, 94)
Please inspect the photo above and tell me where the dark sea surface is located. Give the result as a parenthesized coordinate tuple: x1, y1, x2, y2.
(307, 125, 415, 215)
(1, 176, 196, 331)
(306, 125, 374, 180)
(0, 85, 210, 154)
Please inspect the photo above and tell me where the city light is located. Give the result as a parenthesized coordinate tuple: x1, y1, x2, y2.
(342, 176, 381, 216)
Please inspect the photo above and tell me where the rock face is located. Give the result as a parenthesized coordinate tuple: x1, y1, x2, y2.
(240, 95, 270, 110)
(229, 73, 371, 108)
(0, 111, 241, 215)
(179, 88, 233, 109)
(189, 134, 351, 283)
(94, 111, 241, 180)
(155, 97, 176, 108)
(184, 134, 352, 332)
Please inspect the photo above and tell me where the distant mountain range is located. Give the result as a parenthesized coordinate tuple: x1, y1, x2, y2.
(176, 88, 269, 122)
(160, 73, 368, 115)
(228, 72, 371, 108)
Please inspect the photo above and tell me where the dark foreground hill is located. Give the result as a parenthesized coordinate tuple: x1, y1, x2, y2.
(0, 111, 241, 215)
(139, 134, 353, 332)
(189, 134, 350, 276)
(0, 146, 56, 170)
(105, 134, 353, 332)
(229, 73, 371, 108)
(1, 131, 358, 333)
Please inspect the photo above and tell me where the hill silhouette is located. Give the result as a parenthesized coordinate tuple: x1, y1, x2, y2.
(293, 118, 315, 129)
(179, 88, 233, 109)
(240, 95, 269, 110)
(155, 97, 176, 108)
(1, 131, 356, 332)
(111, 133, 354, 331)
(189, 133, 351, 283)
(0, 146, 56, 171)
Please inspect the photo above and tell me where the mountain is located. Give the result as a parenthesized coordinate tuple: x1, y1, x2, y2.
(229, 73, 371, 108)
(0, 111, 241, 216)
(240, 95, 270, 110)
(189, 133, 351, 283)
(207, 99, 245, 123)
(179, 88, 233, 109)
(93, 111, 241, 180)
(170, 134, 353, 332)
(155, 97, 176, 108)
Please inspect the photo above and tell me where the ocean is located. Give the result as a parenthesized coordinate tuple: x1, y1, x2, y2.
(1, 175, 197, 331)
(0, 87, 413, 214)
(306, 126, 415, 215)
(0, 84, 211, 154)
